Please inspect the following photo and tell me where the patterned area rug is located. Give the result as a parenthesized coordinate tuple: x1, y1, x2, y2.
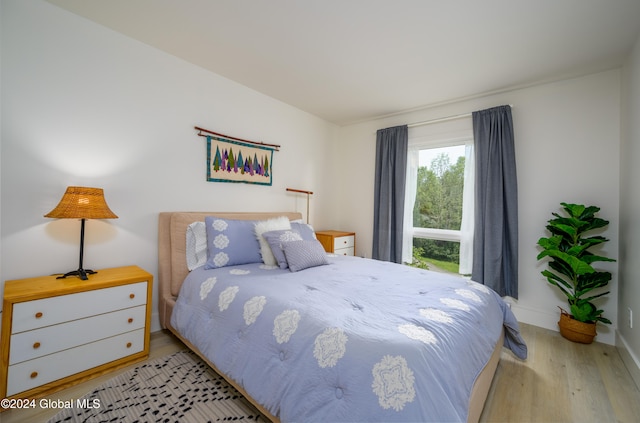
(47, 350, 266, 423)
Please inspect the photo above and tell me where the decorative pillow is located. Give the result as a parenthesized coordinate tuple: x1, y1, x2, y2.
(282, 240, 329, 272)
(254, 216, 292, 266)
(204, 217, 261, 269)
(291, 222, 317, 240)
(262, 230, 304, 269)
(186, 221, 207, 270)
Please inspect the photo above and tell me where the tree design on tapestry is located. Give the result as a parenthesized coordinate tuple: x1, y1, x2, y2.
(207, 136, 273, 185)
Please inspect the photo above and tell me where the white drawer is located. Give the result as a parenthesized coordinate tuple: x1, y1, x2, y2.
(333, 235, 354, 250)
(9, 305, 146, 365)
(7, 328, 145, 396)
(335, 247, 355, 256)
(12, 282, 148, 334)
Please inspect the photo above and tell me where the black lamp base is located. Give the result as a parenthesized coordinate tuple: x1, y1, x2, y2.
(56, 268, 97, 281)
(56, 218, 98, 281)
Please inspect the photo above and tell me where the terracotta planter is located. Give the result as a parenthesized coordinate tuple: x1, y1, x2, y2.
(558, 309, 597, 344)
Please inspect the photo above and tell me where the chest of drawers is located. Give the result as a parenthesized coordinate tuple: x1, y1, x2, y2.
(315, 230, 356, 256)
(0, 266, 152, 402)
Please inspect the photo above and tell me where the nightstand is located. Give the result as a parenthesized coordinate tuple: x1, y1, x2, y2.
(316, 230, 356, 256)
(0, 265, 152, 403)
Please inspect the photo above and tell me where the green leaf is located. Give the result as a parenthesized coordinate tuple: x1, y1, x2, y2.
(566, 243, 591, 257)
(578, 237, 609, 249)
(580, 254, 616, 264)
(541, 270, 573, 299)
(537, 235, 562, 251)
(583, 217, 609, 232)
(548, 260, 576, 282)
(581, 290, 610, 302)
(561, 203, 586, 217)
(549, 216, 590, 235)
(542, 250, 595, 275)
(549, 223, 577, 240)
(541, 269, 572, 289)
(570, 301, 595, 322)
(577, 272, 612, 292)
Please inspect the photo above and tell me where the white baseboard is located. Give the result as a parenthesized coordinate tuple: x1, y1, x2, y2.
(508, 302, 558, 331)
(616, 331, 640, 390)
(508, 302, 616, 345)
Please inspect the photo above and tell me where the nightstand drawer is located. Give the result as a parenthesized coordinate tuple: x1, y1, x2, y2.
(11, 281, 148, 334)
(334, 246, 355, 256)
(333, 235, 355, 250)
(9, 305, 146, 365)
(6, 328, 145, 397)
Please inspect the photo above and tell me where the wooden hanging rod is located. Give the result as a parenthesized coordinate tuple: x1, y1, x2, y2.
(286, 188, 313, 195)
(286, 188, 313, 223)
(195, 126, 280, 151)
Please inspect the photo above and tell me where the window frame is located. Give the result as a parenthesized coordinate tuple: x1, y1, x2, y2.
(404, 122, 474, 273)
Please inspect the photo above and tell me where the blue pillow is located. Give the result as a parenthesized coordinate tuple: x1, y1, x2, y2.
(290, 222, 317, 240)
(204, 217, 261, 269)
(254, 216, 292, 266)
(282, 240, 329, 272)
(262, 230, 304, 269)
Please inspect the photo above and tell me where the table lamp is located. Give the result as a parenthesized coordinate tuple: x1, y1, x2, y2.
(44, 186, 118, 280)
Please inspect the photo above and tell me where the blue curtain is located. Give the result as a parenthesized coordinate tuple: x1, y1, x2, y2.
(372, 125, 408, 263)
(472, 105, 519, 298)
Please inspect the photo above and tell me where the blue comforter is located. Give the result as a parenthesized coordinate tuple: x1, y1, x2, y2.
(172, 255, 527, 422)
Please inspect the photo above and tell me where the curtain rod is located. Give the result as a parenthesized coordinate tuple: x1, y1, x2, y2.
(195, 126, 280, 151)
(407, 113, 470, 128)
(407, 104, 513, 128)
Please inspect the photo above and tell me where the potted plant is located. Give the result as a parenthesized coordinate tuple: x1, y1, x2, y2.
(536, 203, 615, 343)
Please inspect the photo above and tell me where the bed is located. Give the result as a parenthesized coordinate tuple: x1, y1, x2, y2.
(158, 211, 527, 423)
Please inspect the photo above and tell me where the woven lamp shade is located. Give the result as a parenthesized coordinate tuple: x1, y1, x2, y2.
(45, 186, 118, 220)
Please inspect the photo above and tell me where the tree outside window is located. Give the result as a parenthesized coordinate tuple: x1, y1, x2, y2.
(410, 145, 468, 275)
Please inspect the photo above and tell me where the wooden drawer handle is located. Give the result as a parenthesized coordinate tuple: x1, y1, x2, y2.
(35, 312, 43, 319)
(128, 318, 134, 324)
(33, 342, 41, 349)
(126, 342, 132, 348)
(129, 293, 135, 299)
(30, 371, 38, 379)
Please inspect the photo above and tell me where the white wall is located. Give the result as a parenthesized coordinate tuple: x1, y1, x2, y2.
(0, 0, 337, 330)
(618, 33, 640, 385)
(334, 70, 622, 345)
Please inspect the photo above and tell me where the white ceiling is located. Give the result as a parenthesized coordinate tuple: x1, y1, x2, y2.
(46, 0, 640, 125)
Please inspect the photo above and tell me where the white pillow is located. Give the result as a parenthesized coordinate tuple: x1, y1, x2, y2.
(254, 216, 292, 266)
(186, 221, 207, 270)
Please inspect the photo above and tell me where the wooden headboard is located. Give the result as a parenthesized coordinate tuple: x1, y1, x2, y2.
(158, 211, 303, 329)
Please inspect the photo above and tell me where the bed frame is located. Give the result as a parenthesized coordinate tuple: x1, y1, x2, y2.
(158, 211, 502, 423)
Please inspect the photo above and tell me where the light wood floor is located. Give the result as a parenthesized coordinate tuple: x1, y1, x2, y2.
(3, 323, 640, 423)
(482, 323, 640, 423)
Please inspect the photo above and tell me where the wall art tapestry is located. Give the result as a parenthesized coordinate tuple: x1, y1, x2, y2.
(207, 135, 274, 185)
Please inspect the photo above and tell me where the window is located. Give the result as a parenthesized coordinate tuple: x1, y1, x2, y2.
(403, 119, 474, 276)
